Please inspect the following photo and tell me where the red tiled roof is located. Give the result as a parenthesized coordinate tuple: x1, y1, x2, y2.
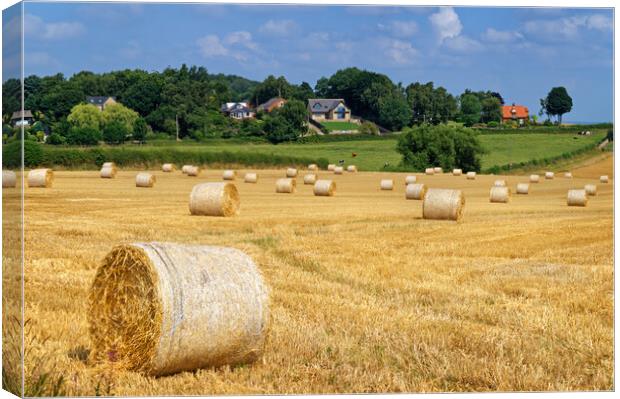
(502, 105, 529, 119)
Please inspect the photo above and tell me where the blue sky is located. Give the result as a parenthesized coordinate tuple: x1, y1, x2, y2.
(3, 2, 614, 122)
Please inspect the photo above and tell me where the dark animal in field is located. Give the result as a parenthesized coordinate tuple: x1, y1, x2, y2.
(352, 152, 357, 158)
(338, 160, 345, 165)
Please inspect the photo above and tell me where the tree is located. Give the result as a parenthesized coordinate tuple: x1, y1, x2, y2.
(67, 103, 103, 130)
(102, 103, 139, 134)
(263, 115, 296, 144)
(377, 95, 412, 131)
(481, 97, 502, 123)
(66, 126, 101, 146)
(133, 117, 148, 143)
(252, 75, 292, 105)
(543, 87, 573, 125)
(292, 82, 315, 102)
(277, 99, 308, 133)
(102, 120, 128, 144)
(459, 94, 482, 126)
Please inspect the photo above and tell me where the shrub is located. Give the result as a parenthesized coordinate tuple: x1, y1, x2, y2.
(46, 133, 66, 145)
(487, 121, 499, 128)
(66, 126, 101, 146)
(103, 121, 128, 144)
(358, 121, 379, 135)
(2, 140, 44, 168)
(133, 117, 148, 143)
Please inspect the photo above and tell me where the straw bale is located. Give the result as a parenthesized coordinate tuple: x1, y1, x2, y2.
(28, 168, 53, 188)
(189, 182, 240, 217)
(422, 188, 464, 221)
(313, 180, 335, 196)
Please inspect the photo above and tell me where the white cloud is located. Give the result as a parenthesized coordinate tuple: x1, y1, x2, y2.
(523, 14, 612, 41)
(378, 20, 418, 38)
(25, 51, 59, 67)
(259, 19, 297, 36)
(586, 14, 612, 31)
(196, 35, 229, 58)
(24, 14, 84, 40)
(379, 38, 419, 65)
(443, 35, 484, 53)
(224, 31, 258, 51)
(482, 28, 524, 43)
(428, 7, 462, 43)
(196, 31, 260, 62)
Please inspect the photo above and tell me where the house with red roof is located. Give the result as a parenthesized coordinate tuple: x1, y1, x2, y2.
(502, 103, 529, 125)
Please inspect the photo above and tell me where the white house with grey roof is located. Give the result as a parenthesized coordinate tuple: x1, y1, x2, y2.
(308, 99, 351, 122)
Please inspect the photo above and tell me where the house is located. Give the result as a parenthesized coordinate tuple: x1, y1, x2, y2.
(10, 110, 34, 126)
(256, 97, 287, 113)
(502, 103, 529, 125)
(308, 99, 351, 122)
(86, 96, 117, 110)
(221, 102, 255, 119)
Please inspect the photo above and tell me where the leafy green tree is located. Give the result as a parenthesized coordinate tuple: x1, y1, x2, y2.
(377, 95, 412, 131)
(292, 82, 315, 102)
(276, 99, 308, 133)
(264, 116, 297, 144)
(39, 80, 85, 121)
(46, 133, 66, 145)
(2, 78, 21, 119)
(459, 94, 482, 126)
(314, 77, 329, 98)
(543, 87, 573, 125)
(481, 97, 502, 123)
(67, 103, 103, 130)
(103, 121, 129, 144)
(3, 140, 44, 168)
(102, 103, 139, 134)
(133, 117, 148, 143)
(252, 75, 292, 105)
(66, 126, 102, 146)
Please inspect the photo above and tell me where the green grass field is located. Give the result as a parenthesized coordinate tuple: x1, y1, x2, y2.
(320, 121, 360, 132)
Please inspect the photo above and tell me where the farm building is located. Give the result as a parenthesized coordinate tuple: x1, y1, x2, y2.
(221, 102, 256, 119)
(86, 96, 117, 110)
(502, 103, 529, 125)
(257, 97, 287, 113)
(308, 99, 351, 122)
(10, 110, 34, 126)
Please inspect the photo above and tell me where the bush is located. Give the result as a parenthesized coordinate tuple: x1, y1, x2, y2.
(66, 126, 101, 146)
(103, 121, 128, 144)
(133, 117, 148, 143)
(487, 121, 499, 128)
(397, 124, 483, 172)
(2, 140, 44, 168)
(358, 121, 379, 135)
(46, 133, 66, 145)
(264, 115, 298, 144)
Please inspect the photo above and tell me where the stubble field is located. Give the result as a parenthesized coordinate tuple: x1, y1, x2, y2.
(2, 155, 614, 395)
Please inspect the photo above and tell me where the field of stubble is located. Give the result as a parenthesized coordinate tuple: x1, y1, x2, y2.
(3, 155, 614, 395)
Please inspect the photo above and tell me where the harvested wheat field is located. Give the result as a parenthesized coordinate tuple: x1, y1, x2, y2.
(2, 157, 613, 395)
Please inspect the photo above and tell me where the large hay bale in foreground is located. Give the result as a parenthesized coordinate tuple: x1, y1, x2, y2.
(406, 183, 427, 200)
(564, 172, 573, 179)
(189, 182, 239, 216)
(286, 168, 298, 178)
(530, 174, 540, 183)
(347, 165, 357, 173)
(223, 170, 236, 180)
(434, 167, 443, 174)
(162, 163, 175, 172)
(425, 168, 435, 175)
(584, 184, 597, 196)
(313, 180, 335, 196)
(308, 163, 318, 171)
(452, 169, 462, 176)
(567, 189, 588, 206)
(600, 175, 609, 183)
(102, 162, 116, 168)
(136, 173, 156, 188)
(100, 166, 117, 179)
(244, 173, 258, 183)
(181, 165, 192, 174)
(545, 171, 554, 180)
(334, 166, 344, 175)
(27, 169, 53, 188)
(380, 179, 394, 190)
(494, 179, 506, 187)
(303, 173, 317, 185)
(2, 170, 16, 188)
(516, 183, 529, 194)
(422, 188, 464, 221)
(275, 178, 296, 193)
(186, 166, 200, 177)
(466, 172, 476, 180)
(327, 164, 336, 171)
(405, 175, 417, 185)
(88, 242, 269, 376)
(490, 186, 510, 203)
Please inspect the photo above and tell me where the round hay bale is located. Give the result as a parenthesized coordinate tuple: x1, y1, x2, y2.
(275, 178, 296, 193)
(490, 186, 510, 203)
(303, 173, 317, 185)
(136, 173, 156, 188)
(2, 170, 16, 188)
(434, 167, 443, 174)
(334, 166, 344, 175)
(346, 165, 357, 173)
(425, 168, 435, 175)
(308, 164, 318, 171)
(466, 171, 476, 180)
(186, 166, 200, 177)
(189, 182, 239, 216)
(27, 169, 53, 188)
(600, 175, 609, 183)
(530, 174, 540, 183)
(102, 162, 116, 169)
(380, 179, 394, 190)
(567, 189, 588, 207)
(223, 170, 236, 180)
(88, 242, 269, 376)
(286, 168, 298, 178)
(313, 180, 335, 196)
(494, 179, 506, 187)
(244, 173, 258, 183)
(422, 188, 464, 221)
(516, 183, 529, 194)
(327, 164, 336, 171)
(584, 184, 597, 196)
(405, 175, 417, 185)
(181, 165, 192, 174)
(100, 166, 117, 179)
(545, 171, 554, 180)
(405, 183, 427, 200)
(162, 163, 175, 172)
(564, 172, 573, 178)
(452, 169, 462, 176)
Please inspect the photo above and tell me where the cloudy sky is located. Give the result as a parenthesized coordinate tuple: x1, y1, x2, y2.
(2, 2, 614, 122)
